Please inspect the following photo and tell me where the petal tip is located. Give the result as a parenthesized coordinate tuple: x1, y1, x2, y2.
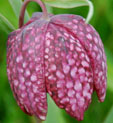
(38, 115, 46, 121)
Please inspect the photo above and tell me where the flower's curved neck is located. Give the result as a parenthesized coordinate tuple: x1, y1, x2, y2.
(19, 0, 48, 28)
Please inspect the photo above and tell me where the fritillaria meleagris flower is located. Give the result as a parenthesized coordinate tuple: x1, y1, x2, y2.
(7, 0, 107, 121)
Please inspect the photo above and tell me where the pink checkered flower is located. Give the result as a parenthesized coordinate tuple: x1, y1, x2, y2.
(7, 0, 107, 121)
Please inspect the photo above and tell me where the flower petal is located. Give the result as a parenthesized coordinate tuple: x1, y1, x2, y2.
(7, 20, 48, 120)
(7, 30, 31, 115)
(51, 15, 107, 102)
(45, 23, 93, 120)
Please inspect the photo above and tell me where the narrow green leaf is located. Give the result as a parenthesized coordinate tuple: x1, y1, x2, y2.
(8, 0, 30, 23)
(105, 48, 113, 93)
(105, 0, 113, 27)
(86, 1, 94, 23)
(0, 14, 15, 33)
(104, 106, 113, 123)
(0, 0, 18, 28)
(46, 5, 53, 14)
(43, 94, 66, 123)
(42, 0, 94, 23)
(42, 0, 88, 8)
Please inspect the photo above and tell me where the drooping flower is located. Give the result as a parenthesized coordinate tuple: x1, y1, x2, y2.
(7, 0, 107, 121)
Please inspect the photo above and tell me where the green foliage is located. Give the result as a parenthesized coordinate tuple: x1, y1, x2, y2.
(0, 0, 113, 123)
(42, 0, 94, 23)
(8, 0, 30, 22)
(0, 14, 15, 33)
(42, 0, 88, 8)
(104, 106, 113, 123)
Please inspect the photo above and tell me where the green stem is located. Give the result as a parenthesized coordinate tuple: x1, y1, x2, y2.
(19, 0, 48, 28)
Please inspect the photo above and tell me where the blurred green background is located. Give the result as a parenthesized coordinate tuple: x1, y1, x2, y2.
(0, 0, 113, 123)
